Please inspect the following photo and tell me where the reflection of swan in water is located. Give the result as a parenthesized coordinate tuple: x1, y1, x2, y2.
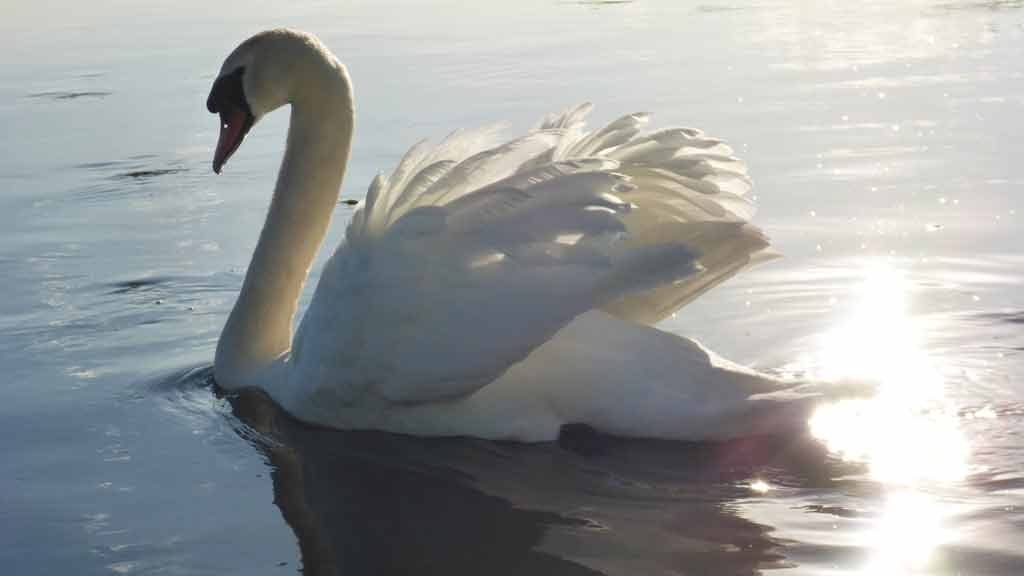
(223, 382, 846, 576)
(206, 28, 845, 441)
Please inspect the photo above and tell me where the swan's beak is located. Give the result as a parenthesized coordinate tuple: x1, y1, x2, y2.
(212, 108, 253, 174)
(207, 67, 254, 174)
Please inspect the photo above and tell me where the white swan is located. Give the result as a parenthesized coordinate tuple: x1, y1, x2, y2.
(208, 29, 813, 442)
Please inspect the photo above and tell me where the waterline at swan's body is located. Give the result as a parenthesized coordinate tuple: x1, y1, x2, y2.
(208, 28, 822, 441)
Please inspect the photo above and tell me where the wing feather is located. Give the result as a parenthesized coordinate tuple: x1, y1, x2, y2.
(381, 160, 457, 229)
(293, 104, 775, 405)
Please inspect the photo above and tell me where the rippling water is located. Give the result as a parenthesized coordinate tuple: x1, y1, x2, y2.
(3, 1, 1023, 574)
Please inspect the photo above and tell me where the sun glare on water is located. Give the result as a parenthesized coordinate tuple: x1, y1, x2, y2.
(796, 260, 968, 483)
(791, 260, 970, 572)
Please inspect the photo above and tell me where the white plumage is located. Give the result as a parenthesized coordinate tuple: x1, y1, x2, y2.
(210, 29, 829, 442)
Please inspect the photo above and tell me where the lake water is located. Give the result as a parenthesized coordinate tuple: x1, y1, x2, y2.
(3, 1, 1023, 574)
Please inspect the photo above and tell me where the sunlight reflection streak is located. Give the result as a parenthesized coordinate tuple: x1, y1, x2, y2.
(800, 260, 968, 484)
(794, 259, 969, 573)
(860, 491, 952, 574)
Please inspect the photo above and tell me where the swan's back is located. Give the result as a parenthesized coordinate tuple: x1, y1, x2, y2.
(282, 105, 774, 434)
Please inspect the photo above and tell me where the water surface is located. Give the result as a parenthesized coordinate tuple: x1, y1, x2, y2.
(3, 1, 1023, 574)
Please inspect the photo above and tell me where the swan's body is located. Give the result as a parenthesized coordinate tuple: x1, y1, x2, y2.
(209, 29, 812, 442)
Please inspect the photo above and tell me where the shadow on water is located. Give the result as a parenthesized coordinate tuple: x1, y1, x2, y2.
(27, 90, 112, 100)
(162, 368, 861, 575)
(63, 155, 193, 202)
(112, 168, 187, 180)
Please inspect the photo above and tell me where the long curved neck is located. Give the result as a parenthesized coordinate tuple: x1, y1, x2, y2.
(216, 60, 354, 387)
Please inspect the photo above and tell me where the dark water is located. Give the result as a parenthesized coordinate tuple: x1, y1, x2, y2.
(3, 1, 1024, 574)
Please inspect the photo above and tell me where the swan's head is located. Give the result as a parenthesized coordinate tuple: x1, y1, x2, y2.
(207, 29, 334, 174)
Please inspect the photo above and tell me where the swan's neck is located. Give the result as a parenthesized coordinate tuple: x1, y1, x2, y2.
(216, 61, 354, 388)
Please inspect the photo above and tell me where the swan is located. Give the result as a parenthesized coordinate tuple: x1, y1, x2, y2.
(208, 29, 817, 442)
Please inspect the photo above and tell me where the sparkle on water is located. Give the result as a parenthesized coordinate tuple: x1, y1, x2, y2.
(793, 260, 969, 484)
(791, 260, 971, 572)
(860, 490, 954, 574)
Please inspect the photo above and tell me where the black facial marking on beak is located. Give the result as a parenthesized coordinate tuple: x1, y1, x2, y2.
(208, 67, 255, 174)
